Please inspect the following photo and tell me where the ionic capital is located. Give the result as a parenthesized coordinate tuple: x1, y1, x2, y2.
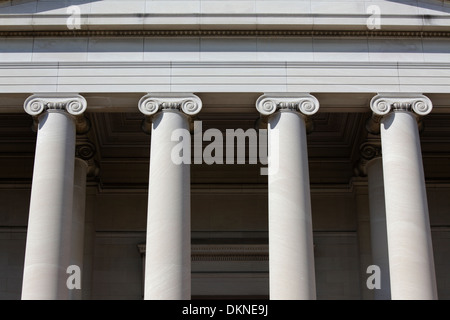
(367, 93, 432, 134)
(75, 140, 96, 161)
(75, 139, 99, 178)
(139, 93, 202, 134)
(24, 94, 89, 133)
(24, 94, 87, 117)
(138, 93, 202, 117)
(256, 93, 320, 117)
(370, 93, 432, 117)
(356, 140, 382, 176)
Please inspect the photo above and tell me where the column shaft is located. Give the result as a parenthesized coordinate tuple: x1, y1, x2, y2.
(22, 110, 76, 300)
(268, 111, 316, 300)
(367, 158, 391, 299)
(69, 158, 88, 300)
(354, 184, 374, 300)
(145, 110, 191, 300)
(380, 111, 437, 299)
(81, 192, 95, 300)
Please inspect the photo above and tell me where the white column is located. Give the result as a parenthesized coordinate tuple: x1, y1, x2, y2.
(69, 158, 87, 300)
(256, 94, 319, 300)
(74, 142, 97, 300)
(353, 180, 373, 300)
(81, 190, 96, 300)
(139, 94, 202, 300)
(370, 94, 437, 300)
(22, 94, 87, 300)
(360, 142, 391, 299)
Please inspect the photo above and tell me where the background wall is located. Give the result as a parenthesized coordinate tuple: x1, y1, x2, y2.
(0, 184, 448, 299)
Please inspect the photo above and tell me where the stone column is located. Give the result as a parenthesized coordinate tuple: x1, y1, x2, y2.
(370, 93, 437, 300)
(256, 93, 319, 300)
(81, 189, 96, 300)
(353, 179, 373, 300)
(138, 93, 202, 300)
(70, 141, 96, 300)
(359, 141, 391, 299)
(22, 94, 87, 300)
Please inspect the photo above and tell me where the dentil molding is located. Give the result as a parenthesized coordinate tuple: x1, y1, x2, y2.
(3, 30, 450, 39)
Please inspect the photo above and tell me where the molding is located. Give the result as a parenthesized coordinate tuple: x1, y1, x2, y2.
(4, 61, 450, 70)
(93, 182, 358, 195)
(192, 245, 268, 262)
(137, 232, 361, 262)
(3, 30, 450, 39)
(138, 244, 269, 262)
(5, 180, 450, 192)
(4, 63, 450, 98)
(0, 226, 27, 233)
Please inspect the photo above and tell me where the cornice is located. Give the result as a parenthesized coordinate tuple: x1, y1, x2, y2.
(2, 29, 450, 38)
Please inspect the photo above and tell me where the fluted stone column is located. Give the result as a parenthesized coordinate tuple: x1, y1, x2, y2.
(22, 94, 87, 300)
(139, 93, 202, 300)
(256, 93, 319, 300)
(370, 93, 437, 300)
(359, 141, 391, 299)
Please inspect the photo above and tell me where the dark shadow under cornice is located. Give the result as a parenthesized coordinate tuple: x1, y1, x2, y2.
(2, 29, 450, 38)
